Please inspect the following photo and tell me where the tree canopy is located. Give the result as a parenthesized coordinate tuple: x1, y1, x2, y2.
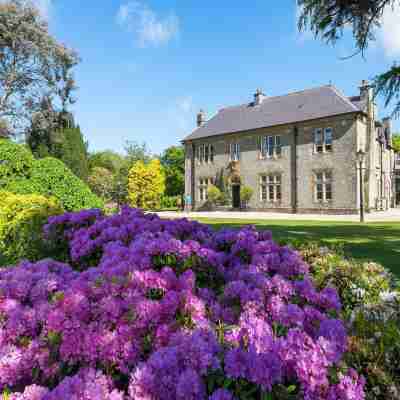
(392, 134, 400, 152)
(52, 126, 89, 181)
(88, 150, 126, 174)
(160, 145, 185, 197)
(28, 112, 89, 181)
(0, 0, 79, 137)
(87, 167, 115, 201)
(298, 0, 400, 116)
(125, 140, 152, 165)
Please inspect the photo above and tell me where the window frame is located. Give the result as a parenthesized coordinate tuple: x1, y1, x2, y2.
(199, 144, 205, 163)
(260, 175, 268, 201)
(198, 144, 214, 164)
(260, 174, 282, 202)
(198, 177, 213, 201)
(395, 153, 400, 167)
(204, 145, 209, 163)
(314, 127, 333, 153)
(314, 171, 333, 202)
(275, 135, 282, 156)
(230, 142, 240, 161)
(260, 135, 282, 159)
(324, 128, 333, 152)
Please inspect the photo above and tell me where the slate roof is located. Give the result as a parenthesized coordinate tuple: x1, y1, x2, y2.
(183, 85, 364, 142)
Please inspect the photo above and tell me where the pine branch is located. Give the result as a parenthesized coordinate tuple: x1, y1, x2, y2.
(298, 0, 395, 54)
(374, 65, 400, 118)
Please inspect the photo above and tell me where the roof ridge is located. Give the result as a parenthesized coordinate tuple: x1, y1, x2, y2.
(328, 85, 359, 111)
(183, 84, 361, 142)
(219, 85, 334, 112)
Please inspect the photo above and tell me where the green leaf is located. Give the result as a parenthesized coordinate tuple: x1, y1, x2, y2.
(261, 392, 273, 400)
(287, 384, 297, 394)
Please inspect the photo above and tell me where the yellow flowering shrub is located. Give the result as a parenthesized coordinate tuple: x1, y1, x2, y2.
(128, 159, 165, 210)
(0, 192, 63, 266)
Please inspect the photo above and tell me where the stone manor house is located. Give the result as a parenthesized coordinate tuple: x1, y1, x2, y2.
(182, 81, 397, 214)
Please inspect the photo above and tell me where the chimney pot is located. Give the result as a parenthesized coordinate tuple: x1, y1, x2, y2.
(254, 88, 266, 106)
(359, 79, 373, 103)
(197, 109, 206, 127)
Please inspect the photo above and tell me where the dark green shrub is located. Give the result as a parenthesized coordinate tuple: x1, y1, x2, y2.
(51, 126, 90, 181)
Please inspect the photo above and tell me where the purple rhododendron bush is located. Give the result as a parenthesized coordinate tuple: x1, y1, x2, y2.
(0, 207, 366, 399)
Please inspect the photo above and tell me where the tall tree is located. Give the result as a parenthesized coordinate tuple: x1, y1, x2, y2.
(52, 124, 89, 181)
(0, 0, 79, 138)
(27, 97, 57, 157)
(88, 150, 125, 174)
(28, 111, 89, 181)
(125, 140, 152, 165)
(160, 145, 185, 197)
(298, 0, 400, 116)
(87, 167, 114, 201)
(88, 150, 128, 205)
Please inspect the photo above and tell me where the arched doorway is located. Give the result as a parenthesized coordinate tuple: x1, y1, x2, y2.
(227, 161, 241, 209)
(232, 184, 241, 209)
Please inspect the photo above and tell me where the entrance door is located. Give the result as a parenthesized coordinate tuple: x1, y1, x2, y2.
(232, 185, 241, 209)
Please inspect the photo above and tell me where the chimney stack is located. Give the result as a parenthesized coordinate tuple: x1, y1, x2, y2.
(197, 109, 206, 127)
(254, 88, 266, 106)
(383, 117, 392, 146)
(359, 79, 373, 102)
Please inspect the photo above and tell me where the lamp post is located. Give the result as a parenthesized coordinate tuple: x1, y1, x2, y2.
(357, 150, 366, 223)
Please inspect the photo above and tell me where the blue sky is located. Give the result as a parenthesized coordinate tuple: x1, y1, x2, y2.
(40, 0, 400, 155)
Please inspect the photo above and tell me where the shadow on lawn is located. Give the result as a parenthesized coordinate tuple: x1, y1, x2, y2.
(205, 221, 400, 276)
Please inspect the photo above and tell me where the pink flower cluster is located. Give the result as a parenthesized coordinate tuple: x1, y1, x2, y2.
(0, 207, 365, 399)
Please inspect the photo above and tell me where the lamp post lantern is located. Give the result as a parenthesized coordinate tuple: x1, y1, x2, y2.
(357, 150, 366, 223)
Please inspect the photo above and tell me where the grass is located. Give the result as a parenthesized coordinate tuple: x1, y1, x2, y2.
(195, 218, 400, 276)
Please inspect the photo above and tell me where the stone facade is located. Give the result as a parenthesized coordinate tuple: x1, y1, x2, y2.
(183, 83, 395, 214)
(394, 153, 400, 206)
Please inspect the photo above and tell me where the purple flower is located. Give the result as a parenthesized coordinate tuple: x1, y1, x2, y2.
(209, 389, 236, 400)
(318, 319, 347, 363)
(0, 207, 364, 400)
(9, 385, 48, 400)
(328, 369, 366, 400)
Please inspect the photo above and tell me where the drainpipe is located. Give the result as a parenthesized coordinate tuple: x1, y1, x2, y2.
(191, 142, 196, 211)
(292, 126, 299, 213)
(380, 141, 384, 209)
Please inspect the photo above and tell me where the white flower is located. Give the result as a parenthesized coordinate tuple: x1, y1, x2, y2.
(380, 291, 398, 302)
(372, 386, 381, 395)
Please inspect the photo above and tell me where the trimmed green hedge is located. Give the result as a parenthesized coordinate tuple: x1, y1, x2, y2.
(0, 139, 34, 184)
(0, 140, 103, 211)
(0, 192, 63, 266)
(31, 157, 103, 211)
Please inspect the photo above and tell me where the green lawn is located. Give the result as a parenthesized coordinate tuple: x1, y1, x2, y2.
(196, 218, 400, 276)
